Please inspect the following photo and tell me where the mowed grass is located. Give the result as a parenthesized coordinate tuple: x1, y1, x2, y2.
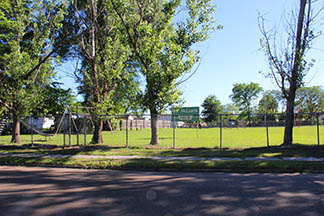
(1, 156, 324, 173)
(0, 125, 323, 148)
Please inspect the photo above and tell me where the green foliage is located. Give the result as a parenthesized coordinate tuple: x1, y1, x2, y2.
(0, 0, 66, 118)
(110, 0, 221, 144)
(258, 91, 279, 114)
(201, 95, 223, 122)
(296, 86, 324, 113)
(34, 82, 77, 115)
(112, 0, 221, 114)
(230, 83, 263, 123)
(0, 106, 5, 115)
(223, 103, 239, 114)
(58, 0, 145, 143)
(0, 0, 66, 143)
(60, 0, 141, 116)
(257, 91, 280, 121)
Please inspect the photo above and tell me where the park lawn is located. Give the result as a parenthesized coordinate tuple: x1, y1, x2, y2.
(1, 126, 323, 171)
(0, 126, 323, 148)
(74, 126, 323, 148)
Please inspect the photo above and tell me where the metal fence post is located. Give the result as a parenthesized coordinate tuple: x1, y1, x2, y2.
(126, 116, 129, 148)
(220, 114, 222, 149)
(63, 119, 66, 147)
(31, 117, 34, 146)
(265, 113, 269, 147)
(317, 113, 320, 146)
(69, 112, 72, 147)
(196, 121, 199, 138)
(83, 117, 87, 146)
(173, 115, 175, 149)
(76, 106, 79, 146)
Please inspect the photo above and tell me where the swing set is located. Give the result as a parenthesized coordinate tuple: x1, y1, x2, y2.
(21, 106, 95, 146)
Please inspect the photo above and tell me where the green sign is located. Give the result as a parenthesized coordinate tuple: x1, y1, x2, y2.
(172, 107, 200, 122)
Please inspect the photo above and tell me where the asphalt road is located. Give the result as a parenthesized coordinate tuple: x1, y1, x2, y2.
(0, 166, 324, 216)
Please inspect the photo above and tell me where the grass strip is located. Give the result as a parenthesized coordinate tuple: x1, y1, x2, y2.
(1, 144, 324, 158)
(0, 156, 323, 173)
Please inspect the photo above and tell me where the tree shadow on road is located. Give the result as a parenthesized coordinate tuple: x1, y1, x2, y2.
(0, 166, 323, 216)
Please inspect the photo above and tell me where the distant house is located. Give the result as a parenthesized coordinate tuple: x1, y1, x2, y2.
(227, 119, 237, 127)
(25, 117, 55, 130)
(320, 114, 324, 121)
(121, 114, 172, 129)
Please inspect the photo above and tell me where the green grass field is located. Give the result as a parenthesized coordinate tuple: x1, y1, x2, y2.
(0, 126, 323, 148)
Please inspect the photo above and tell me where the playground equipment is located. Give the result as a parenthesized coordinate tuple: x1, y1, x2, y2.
(20, 107, 69, 138)
(14, 106, 90, 146)
(19, 106, 97, 146)
(0, 116, 8, 135)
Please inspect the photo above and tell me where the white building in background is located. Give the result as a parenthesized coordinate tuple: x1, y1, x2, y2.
(320, 114, 324, 121)
(26, 117, 55, 129)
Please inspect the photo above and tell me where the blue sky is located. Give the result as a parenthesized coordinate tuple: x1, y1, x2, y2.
(180, 0, 324, 107)
(58, 0, 324, 108)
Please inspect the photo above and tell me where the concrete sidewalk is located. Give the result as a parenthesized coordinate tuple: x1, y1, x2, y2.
(1, 152, 324, 162)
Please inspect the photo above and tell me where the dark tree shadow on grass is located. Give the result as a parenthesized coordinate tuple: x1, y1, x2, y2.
(150, 144, 324, 158)
(1, 143, 324, 158)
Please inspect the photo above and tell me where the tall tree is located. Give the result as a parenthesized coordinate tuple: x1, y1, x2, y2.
(112, 0, 221, 144)
(259, 0, 323, 145)
(60, 0, 137, 144)
(201, 95, 223, 123)
(268, 89, 286, 113)
(223, 103, 239, 115)
(257, 91, 279, 121)
(296, 86, 324, 114)
(230, 82, 263, 124)
(0, 0, 66, 143)
(258, 90, 279, 114)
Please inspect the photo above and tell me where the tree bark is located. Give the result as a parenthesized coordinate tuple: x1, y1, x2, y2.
(283, 96, 295, 145)
(282, 0, 307, 146)
(89, 0, 103, 144)
(248, 112, 251, 126)
(11, 115, 21, 144)
(150, 110, 159, 145)
(92, 119, 103, 144)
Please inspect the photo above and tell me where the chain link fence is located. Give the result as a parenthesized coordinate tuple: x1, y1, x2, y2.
(0, 112, 323, 148)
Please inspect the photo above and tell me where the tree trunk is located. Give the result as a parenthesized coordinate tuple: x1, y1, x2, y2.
(92, 119, 103, 144)
(89, 0, 102, 144)
(11, 115, 21, 144)
(150, 110, 159, 145)
(283, 97, 295, 145)
(248, 112, 251, 126)
(283, 0, 307, 146)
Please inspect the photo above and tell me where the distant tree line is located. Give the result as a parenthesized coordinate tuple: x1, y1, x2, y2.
(201, 82, 324, 124)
